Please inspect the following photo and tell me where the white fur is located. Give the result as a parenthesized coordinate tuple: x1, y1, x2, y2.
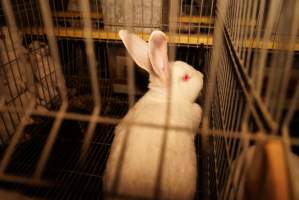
(0, 30, 50, 144)
(103, 30, 204, 200)
(0, 26, 28, 96)
(0, 26, 31, 142)
(28, 41, 58, 99)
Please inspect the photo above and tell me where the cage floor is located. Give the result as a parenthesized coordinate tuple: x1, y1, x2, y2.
(0, 97, 205, 200)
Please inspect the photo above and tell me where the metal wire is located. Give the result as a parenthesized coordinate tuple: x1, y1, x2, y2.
(0, 0, 298, 199)
(206, 0, 299, 199)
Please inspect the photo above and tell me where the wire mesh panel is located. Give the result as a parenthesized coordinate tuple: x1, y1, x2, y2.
(203, 0, 299, 199)
(0, 0, 298, 200)
(0, 0, 213, 199)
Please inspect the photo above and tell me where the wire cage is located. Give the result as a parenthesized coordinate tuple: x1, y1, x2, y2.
(205, 0, 299, 199)
(0, 0, 298, 200)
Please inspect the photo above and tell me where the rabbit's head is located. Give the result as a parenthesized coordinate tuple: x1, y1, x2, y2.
(119, 30, 203, 102)
(28, 41, 49, 57)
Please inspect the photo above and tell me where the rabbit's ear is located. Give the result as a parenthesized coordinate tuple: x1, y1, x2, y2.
(148, 31, 169, 83)
(119, 30, 152, 73)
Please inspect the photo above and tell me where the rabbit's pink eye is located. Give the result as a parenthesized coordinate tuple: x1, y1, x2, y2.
(182, 74, 190, 81)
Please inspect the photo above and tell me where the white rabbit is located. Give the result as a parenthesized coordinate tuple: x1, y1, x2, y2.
(0, 33, 50, 144)
(0, 27, 29, 138)
(103, 30, 204, 200)
(0, 77, 48, 145)
(28, 41, 58, 99)
(0, 26, 28, 96)
(0, 27, 30, 142)
(0, 35, 54, 105)
(28, 41, 53, 80)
